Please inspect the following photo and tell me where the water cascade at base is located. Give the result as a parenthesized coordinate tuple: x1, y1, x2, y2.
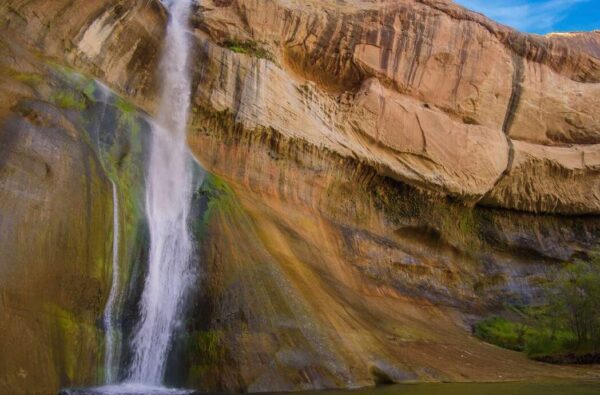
(127, 0, 196, 385)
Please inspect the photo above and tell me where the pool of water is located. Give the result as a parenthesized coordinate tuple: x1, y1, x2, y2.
(309, 381, 600, 395)
(60, 381, 600, 395)
(59, 383, 197, 395)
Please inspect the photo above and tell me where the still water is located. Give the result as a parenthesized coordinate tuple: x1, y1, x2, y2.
(313, 382, 600, 395)
(60, 381, 600, 395)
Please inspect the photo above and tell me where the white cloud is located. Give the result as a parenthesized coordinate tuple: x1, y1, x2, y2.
(454, 0, 589, 33)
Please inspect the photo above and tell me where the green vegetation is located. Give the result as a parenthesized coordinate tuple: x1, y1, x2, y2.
(457, 210, 477, 235)
(185, 330, 225, 378)
(547, 253, 600, 347)
(49, 64, 100, 109)
(474, 251, 600, 362)
(192, 330, 224, 364)
(115, 96, 136, 115)
(115, 96, 141, 137)
(474, 316, 572, 357)
(13, 71, 43, 86)
(198, 174, 238, 224)
(82, 80, 96, 101)
(474, 316, 528, 352)
(51, 90, 87, 110)
(45, 303, 102, 382)
(223, 39, 273, 61)
(190, 173, 242, 246)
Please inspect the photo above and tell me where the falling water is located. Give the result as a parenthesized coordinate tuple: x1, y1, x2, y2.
(127, 0, 196, 385)
(103, 181, 121, 384)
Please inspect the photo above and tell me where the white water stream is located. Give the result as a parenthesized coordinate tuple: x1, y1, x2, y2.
(103, 180, 121, 384)
(70, 1, 197, 393)
(54, 0, 198, 394)
(127, 0, 196, 385)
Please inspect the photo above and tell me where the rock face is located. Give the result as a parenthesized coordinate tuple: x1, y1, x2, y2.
(1, 0, 600, 393)
(191, 0, 600, 214)
(0, 13, 153, 392)
(185, 123, 600, 391)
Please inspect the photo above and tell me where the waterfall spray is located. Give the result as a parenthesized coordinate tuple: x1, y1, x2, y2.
(127, 0, 196, 385)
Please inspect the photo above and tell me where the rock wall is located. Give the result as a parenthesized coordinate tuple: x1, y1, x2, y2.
(184, 114, 600, 390)
(194, 0, 600, 214)
(0, 28, 152, 392)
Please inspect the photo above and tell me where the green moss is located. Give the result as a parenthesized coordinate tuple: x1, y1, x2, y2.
(194, 330, 224, 364)
(198, 173, 238, 228)
(51, 90, 87, 110)
(115, 96, 135, 115)
(49, 64, 102, 109)
(82, 80, 96, 101)
(51, 63, 81, 83)
(429, 203, 483, 254)
(1, 59, 142, 389)
(114, 97, 141, 138)
(102, 103, 146, 311)
(13, 71, 43, 86)
(458, 210, 476, 235)
(223, 39, 273, 61)
(184, 329, 225, 383)
(45, 303, 101, 382)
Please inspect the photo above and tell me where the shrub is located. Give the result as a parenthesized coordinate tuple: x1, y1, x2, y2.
(474, 250, 600, 362)
(223, 39, 273, 61)
(474, 317, 530, 352)
(544, 252, 600, 349)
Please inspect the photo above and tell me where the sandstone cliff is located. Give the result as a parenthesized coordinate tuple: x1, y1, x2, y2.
(1, 0, 600, 393)
(192, 0, 600, 214)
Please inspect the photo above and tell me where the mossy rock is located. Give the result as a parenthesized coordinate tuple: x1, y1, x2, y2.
(223, 39, 273, 61)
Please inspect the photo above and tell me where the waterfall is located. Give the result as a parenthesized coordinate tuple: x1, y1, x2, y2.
(103, 181, 121, 384)
(127, 0, 196, 385)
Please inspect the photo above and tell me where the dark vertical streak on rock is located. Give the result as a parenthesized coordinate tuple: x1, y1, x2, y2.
(392, 11, 406, 80)
(451, 24, 470, 106)
(415, 113, 427, 154)
(0, 119, 18, 171)
(366, 27, 378, 45)
(379, 13, 396, 72)
(312, 11, 337, 65)
(232, 61, 244, 117)
(406, 12, 425, 87)
(502, 54, 524, 135)
(83, 145, 93, 272)
(191, 39, 210, 96)
(480, 54, 524, 202)
(416, 12, 439, 90)
(376, 92, 386, 141)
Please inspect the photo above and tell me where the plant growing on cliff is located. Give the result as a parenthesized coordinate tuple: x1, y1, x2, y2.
(223, 39, 273, 61)
(544, 252, 600, 349)
(13, 71, 43, 86)
(474, 251, 600, 361)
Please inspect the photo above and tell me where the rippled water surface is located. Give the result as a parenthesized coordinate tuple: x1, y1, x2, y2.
(61, 381, 600, 395)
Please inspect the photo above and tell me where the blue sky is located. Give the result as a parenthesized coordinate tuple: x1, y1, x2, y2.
(454, 0, 600, 34)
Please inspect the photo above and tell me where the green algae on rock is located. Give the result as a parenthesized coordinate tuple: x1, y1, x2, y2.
(0, 42, 152, 393)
